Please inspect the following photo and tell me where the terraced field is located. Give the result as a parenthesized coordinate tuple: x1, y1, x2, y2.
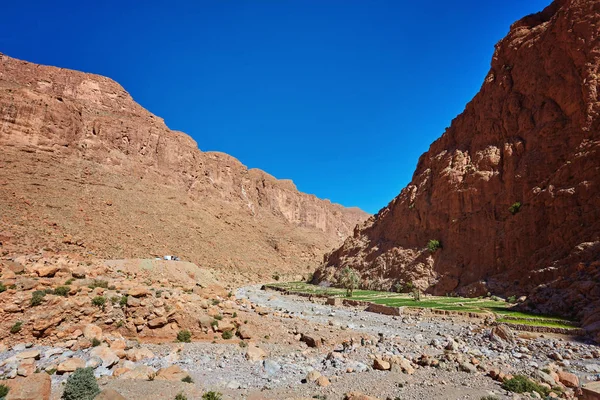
(267, 282, 578, 329)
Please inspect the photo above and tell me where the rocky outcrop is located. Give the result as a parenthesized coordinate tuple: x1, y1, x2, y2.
(315, 0, 600, 333)
(0, 53, 367, 281)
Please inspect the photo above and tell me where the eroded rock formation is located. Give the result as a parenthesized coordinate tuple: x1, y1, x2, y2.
(315, 0, 600, 337)
(0, 53, 368, 283)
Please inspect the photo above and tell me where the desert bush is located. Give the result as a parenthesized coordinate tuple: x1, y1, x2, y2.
(54, 286, 70, 296)
(211, 299, 220, 306)
(62, 367, 100, 400)
(31, 290, 46, 306)
(0, 282, 6, 293)
(427, 239, 442, 252)
(272, 272, 280, 281)
(91, 338, 101, 347)
(507, 295, 517, 304)
(0, 384, 9, 398)
(175, 393, 188, 400)
(502, 375, 548, 396)
(214, 315, 223, 321)
(64, 278, 74, 285)
(509, 202, 522, 215)
(480, 396, 499, 400)
(177, 330, 192, 343)
(10, 321, 22, 334)
(119, 295, 128, 307)
(91, 296, 106, 309)
(202, 392, 222, 400)
(88, 279, 108, 289)
(221, 330, 233, 340)
(181, 375, 193, 383)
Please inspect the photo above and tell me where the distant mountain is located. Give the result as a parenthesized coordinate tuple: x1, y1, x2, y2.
(0, 53, 368, 284)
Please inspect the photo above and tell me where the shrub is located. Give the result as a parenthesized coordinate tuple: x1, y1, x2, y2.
(214, 315, 223, 321)
(108, 285, 116, 290)
(181, 375, 193, 383)
(0, 383, 9, 398)
(480, 397, 499, 400)
(62, 367, 100, 400)
(110, 296, 120, 304)
(239, 341, 248, 348)
(88, 279, 108, 289)
(221, 330, 233, 340)
(54, 286, 70, 297)
(10, 321, 22, 334)
(176, 330, 192, 343)
(272, 272, 280, 281)
(119, 295, 128, 307)
(116, 320, 124, 328)
(211, 299, 220, 306)
(340, 266, 360, 297)
(175, 393, 188, 400)
(427, 239, 442, 252)
(91, 296, 106, 309)
(91, 338, 101, 347)
(507, 295, 517, 304)
(202, 392, 222, 400)
(64, 278, 74, 285)
(509, 202, 522, 215)
(31, 290, 46, 306)
(0, 282, 6, 293)
(502, 375, 549, 396)
(210, 320, 218, 328)
(232, 312, 237, 318)
(227, 291, 233, 298)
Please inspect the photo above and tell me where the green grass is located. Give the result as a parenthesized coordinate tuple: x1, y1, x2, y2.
(268, 282, 578, 328)
(496, 318, 577, 329)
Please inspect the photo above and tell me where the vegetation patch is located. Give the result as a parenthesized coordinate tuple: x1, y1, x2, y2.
(62, 367, 100, 400)
(268, 282, 577, 329)
(177, 330, 192, 343)
(427, 239, 442, 252)
(502, 375, 548, 396)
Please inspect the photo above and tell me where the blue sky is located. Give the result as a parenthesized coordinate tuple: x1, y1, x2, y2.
(1, 0, 550, 214)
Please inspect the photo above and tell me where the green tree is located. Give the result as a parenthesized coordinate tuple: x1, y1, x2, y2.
(340, 267, 360, 297)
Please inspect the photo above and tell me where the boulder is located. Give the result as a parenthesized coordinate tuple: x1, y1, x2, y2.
(373, 358, 390, 371)
(237, 324, 253, 339)
(245, 344, 268, 362)
(557, 370, 579, 388)
(90, 346, 120, 368)
(125, 347, 154, 362)
(5, 373, 51, 400)
(147, 317, 167, 328)
(155, 365, 189, 381)
(490, 324, 515, 344)
(316, 376, 330, 387)
(57, 358, 86, 373)
(127, 288, 150, 298)
(36, 265, 60, 277)
(16, 350, 40, 360)
(119, 365, 156, 380)
(83, 324, 103, 341)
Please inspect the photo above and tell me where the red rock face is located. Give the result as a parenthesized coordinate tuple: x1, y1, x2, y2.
(316, 0, 600, 331)
(0, 53, 368, 282)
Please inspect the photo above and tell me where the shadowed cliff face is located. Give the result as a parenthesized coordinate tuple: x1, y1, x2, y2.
(0, 53, 368, 284)
(316, 0, 600, 338)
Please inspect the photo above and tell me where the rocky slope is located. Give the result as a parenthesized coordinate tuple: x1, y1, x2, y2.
(0, 53, 368, 283)
(315, 0, 600, 338)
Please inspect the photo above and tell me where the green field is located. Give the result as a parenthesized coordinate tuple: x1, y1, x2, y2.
(267, 282, 578, 330)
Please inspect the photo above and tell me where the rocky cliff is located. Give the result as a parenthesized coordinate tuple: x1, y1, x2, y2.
(0, 53, 368, 283)
(315, 0, 600, 337)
